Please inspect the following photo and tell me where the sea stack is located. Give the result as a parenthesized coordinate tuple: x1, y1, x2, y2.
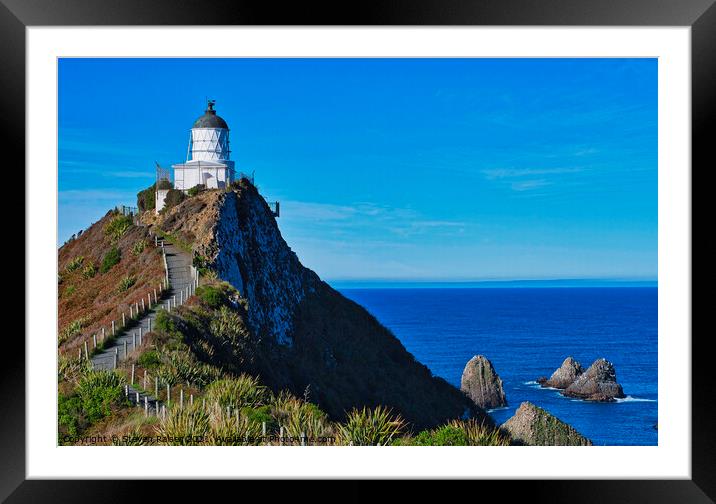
(563, 358, 625, 402)
(537, 356, 584, 389)
(460, 355, 507, 410)
(501, 402, 593, 446)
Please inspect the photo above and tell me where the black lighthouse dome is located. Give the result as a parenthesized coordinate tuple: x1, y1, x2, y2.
(192, 99, 229, 129)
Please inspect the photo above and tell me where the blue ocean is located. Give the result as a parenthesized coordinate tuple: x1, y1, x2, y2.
(339, 287, 657, 446)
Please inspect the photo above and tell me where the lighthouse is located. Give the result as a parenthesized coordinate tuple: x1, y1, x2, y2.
(171, 100, 236, 192)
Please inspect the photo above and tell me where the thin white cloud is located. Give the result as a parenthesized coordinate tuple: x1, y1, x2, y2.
(511, 179, 551, 191)
(482, 167, 584, 179)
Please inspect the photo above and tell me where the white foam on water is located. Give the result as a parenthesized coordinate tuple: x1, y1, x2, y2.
(487, 406, 510, 413)
(615, 395, 657, 403)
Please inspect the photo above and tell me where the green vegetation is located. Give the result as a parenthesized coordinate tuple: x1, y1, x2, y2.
(137, 184, 156, 213)
(154, 349, 222, 387)
(187, 184, 205, 197)
(397, 419, 510, 446)
(58, 276, 512, 446)
(58, 317, 89, 345)
(205, 376, 269, 411)
(154, 309, 177, 334)
(117, 275, 136, 293)
(81, 263, 97, 279)
(157, 403, 210, 445)
(137, 181, 172, 212)
(138, 350, 161, 369)
(132, 239, 146, 256)
(65, 255, 84, 272)
(195, 282, 236, 309)
(64, 285, 75, 297)
(161, 189, 186, 212)
(210, 306, 250, 346)
(337, 406, 406, 446)
(59, 369, 128, 442)
(100, 246, 121, 273)
(104, 213, 133, 242)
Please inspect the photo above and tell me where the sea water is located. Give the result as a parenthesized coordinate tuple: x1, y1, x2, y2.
(339, 287, 657, 446)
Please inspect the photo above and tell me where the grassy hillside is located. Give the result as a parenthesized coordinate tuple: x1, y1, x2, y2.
(58, 210, 165, 357)
(59, 278, 510, 446)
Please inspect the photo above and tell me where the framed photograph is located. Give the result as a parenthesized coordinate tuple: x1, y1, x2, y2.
(6, 0, 711, 499)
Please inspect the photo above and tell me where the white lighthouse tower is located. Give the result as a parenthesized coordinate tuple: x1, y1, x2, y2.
(172, 99, 236, 192)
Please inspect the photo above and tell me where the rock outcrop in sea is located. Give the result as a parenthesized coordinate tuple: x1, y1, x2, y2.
(537, 356, 584, 389)
(563, 358, 625, 402)
(501, 401, 593, 446)
(152, 179, 483, 429)
(460, 355, 507, 410)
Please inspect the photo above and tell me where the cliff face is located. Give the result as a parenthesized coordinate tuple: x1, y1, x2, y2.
(155, 180, 480, 429)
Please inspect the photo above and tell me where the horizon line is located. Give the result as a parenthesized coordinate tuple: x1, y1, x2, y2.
(327, 278, 658, 289)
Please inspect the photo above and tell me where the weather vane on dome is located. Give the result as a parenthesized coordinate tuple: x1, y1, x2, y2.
(207, 99, 216, 111)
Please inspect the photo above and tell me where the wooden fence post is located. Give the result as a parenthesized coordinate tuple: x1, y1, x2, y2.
(101, 327, 105, 342)
(153, 289, 157, 303)
(114, 349, 118, 369)
(141, 298, 145, 312)
(122, 313, 126, 327)
(180, 388, 184, 410)
(148, 293, 151, 309)
(124, 384, 128, 397)
(135, 302, 139, 314)
(78, 348, 81, 361)
(179, 290, 183, 305)
(144, 396, 148, 416)
(131, 364, 135, 385)
(155, 376, 158, 397)
(148, 318, 151, 333)
(124, 341, 128, 358)
(132, 332, 136, 349)
(111, 320, 115, 336)
(139, 327, 142, 345)
(92, 334, 97, 349)
(83, 341, 88, 360)
(143, 370, 147, 390)
(190, 394, 193, 406)
(162, 404, 166, 420)
(262, 422, 266, 436)
(135, 392, 140, 405)
(129, 305, 133, 318)
(166, 383, 170, 404)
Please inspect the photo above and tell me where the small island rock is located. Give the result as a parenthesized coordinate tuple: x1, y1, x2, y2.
(538, 356, 584, 389)
(460, 355, 507, 409)
(563, 358, 625, 402)
(501, 401, 593, 446)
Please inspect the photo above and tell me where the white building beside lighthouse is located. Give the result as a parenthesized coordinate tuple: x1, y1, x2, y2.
(172, 99, 236, 191)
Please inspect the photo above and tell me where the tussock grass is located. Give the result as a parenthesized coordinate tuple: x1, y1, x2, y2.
(156, 403, 210, 445)
(337, 406, 406, 446)
(204, 375, 269, 410)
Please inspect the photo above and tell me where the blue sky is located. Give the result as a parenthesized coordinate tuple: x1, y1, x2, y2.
(58, 58, 657, 283)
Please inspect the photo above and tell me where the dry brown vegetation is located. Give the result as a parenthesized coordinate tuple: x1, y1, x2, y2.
(58, 210, 165, 356)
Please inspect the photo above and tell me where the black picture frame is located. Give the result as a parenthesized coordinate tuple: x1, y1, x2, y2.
(4, 0, 710, 500)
